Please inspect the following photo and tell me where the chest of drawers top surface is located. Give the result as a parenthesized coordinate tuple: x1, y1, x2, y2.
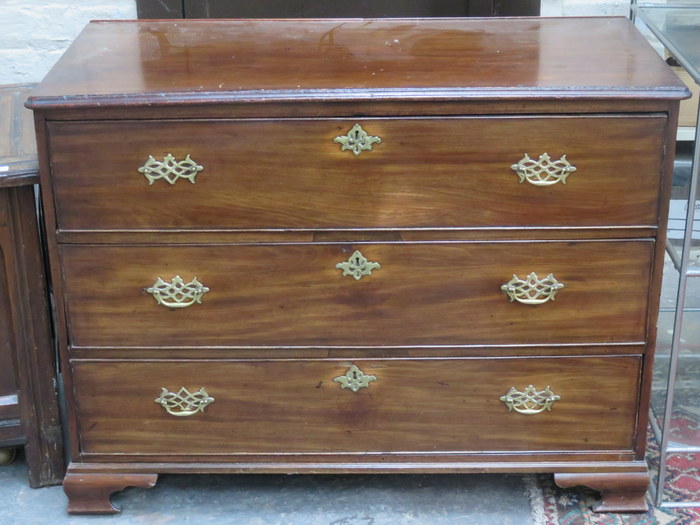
(27, 17, 687, 109)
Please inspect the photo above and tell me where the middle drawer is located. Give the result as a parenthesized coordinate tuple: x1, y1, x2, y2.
(61, 241, 652, 348)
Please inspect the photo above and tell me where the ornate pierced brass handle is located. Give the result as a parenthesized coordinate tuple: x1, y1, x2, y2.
(336, 250, 381, 281)
(334, 365, 377, 392)
(138, 153, 203, 185)
(146, 276, 209, 308)
(500, 385, 560, 415)
(154, 387, 214, 417)
(511, 153, 576, 186)
(334, 124, 381, 156)
(500, 272, 565, 305)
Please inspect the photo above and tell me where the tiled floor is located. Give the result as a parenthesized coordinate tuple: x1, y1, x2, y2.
(0, 452, 535, 525)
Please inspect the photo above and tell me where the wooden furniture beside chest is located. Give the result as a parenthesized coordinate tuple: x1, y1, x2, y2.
(0, 84, 64, 486)
(27, 17, 689, 514)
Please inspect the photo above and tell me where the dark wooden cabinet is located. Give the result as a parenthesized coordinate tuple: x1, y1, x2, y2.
(136, 0, 539, 19)
(27, 18, 687, 515)
(0, 85, 64, 487)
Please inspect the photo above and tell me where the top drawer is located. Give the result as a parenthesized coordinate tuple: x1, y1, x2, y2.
(47, 115, 666, 232)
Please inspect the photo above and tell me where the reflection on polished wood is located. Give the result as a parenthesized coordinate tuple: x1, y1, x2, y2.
(27, 18, 687, 107)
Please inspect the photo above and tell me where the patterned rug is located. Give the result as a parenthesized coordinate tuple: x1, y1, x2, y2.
(527, 415, 700, 524)
(527, 472, 700, 525)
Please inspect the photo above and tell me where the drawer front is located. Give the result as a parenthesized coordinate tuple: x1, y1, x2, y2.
(61, 241, 652, 347)
(48, 115, 665, 231)
(72, 356, 641, 455)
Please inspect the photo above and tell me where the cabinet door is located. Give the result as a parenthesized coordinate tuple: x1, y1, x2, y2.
(0, 200, 21, 446)
(184, 0, 476, 17)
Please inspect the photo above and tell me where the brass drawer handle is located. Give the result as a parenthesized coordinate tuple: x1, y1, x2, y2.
(334, 124, 381, 156)
(511, 153, 576, 186)
(500, 272, 565, 305)
(335, 250, 381, 280)
(334, 365, 377, 392)
(138, 153, 203, 185)
(500, 385, 560, 415)
(146, 276, 209, 308)
(154, 387, 215, 417)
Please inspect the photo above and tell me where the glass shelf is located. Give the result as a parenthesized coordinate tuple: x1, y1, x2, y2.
(636, 6, 700, 83)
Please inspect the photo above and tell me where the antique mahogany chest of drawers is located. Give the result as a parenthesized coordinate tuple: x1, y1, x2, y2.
(27, 17, 688, 514)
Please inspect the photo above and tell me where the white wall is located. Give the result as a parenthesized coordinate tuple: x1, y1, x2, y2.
(541, 0, 630, 16)
(0, 0, 136, 84)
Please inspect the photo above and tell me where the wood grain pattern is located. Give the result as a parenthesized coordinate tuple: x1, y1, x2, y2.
(26, 18, 688, 108)
(60, 241, 653, 347)
(72, 356, 641, 455)
(47, 115, 666, 231)
(27, 17, 684, 514)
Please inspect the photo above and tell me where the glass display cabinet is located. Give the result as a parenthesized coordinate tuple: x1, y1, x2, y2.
(635, 4, 700, 509)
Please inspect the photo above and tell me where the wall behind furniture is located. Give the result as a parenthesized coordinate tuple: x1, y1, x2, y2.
(542, 0, 629, 16)
(0, 0, 136, 84)
(0, 0, 629, 85)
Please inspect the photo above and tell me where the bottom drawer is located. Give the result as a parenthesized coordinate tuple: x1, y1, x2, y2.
(72, 356, 641, 456)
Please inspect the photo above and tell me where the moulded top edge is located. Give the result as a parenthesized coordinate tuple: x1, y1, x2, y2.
(25, 86, 691, 110)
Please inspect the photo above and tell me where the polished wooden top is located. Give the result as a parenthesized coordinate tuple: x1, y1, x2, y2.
(28, 17, 688, 108)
